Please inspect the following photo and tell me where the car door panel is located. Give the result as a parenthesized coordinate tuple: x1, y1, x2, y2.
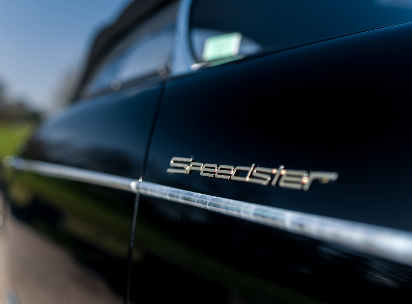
(5, 80, 163, 304)
(135, 23, 412, 303)
(4, 1, 412, 303)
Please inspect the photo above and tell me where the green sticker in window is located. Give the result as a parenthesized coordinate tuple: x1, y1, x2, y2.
(202, 32, 242, 62)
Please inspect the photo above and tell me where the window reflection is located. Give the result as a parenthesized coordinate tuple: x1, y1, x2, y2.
(190, 0, 412, 66)
(85, 1, 179, 95)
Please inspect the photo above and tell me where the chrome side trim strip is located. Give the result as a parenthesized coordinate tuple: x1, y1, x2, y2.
(11, 158, 134, 192)
(7, 157, 412, 265)
(134, 181, 412, 266)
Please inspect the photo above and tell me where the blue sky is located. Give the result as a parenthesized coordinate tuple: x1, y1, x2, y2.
(0, 0, 131, 111)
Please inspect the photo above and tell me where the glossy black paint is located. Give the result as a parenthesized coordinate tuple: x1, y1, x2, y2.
(26, 78, 162, 178)
(190, 0, 412, 59)
(5, 19, 412, 304)
(5, 78, 163, 303)
(146, 22, 412, 232)
(132, 196, 412, 303)
(141, 23, 412, 302)
(7, 172, 135, 303)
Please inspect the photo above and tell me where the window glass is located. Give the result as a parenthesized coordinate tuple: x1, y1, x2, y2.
(189, 0, 412, 64)
(85, 1, 179, 95)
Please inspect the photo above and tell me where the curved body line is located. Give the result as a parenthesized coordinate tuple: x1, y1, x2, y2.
(8, 157, 412, 266)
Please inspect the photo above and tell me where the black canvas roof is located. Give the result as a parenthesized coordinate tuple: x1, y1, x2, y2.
(73, 0, 173, 100)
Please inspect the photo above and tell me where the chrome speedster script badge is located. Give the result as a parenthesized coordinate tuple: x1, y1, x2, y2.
(167, 157, 338, 191)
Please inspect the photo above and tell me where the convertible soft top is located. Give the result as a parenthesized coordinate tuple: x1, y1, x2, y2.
(73, 0, 173, 100)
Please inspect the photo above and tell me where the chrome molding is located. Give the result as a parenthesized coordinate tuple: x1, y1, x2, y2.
(132, 181, 412, 266)
(9, 157, 134, 192)
(7, 157, 412, 266)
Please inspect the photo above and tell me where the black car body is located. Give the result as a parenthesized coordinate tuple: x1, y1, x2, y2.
(4, 0, 412, 303)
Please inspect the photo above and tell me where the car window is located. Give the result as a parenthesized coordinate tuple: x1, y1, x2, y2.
(85, 1, 179, 95)
(189, 0, 412, 65)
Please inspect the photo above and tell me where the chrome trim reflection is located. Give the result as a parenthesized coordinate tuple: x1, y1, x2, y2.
(134, 181, 412, 266)
(11, 157, 134, 192)
(7, 157, 412, 266)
